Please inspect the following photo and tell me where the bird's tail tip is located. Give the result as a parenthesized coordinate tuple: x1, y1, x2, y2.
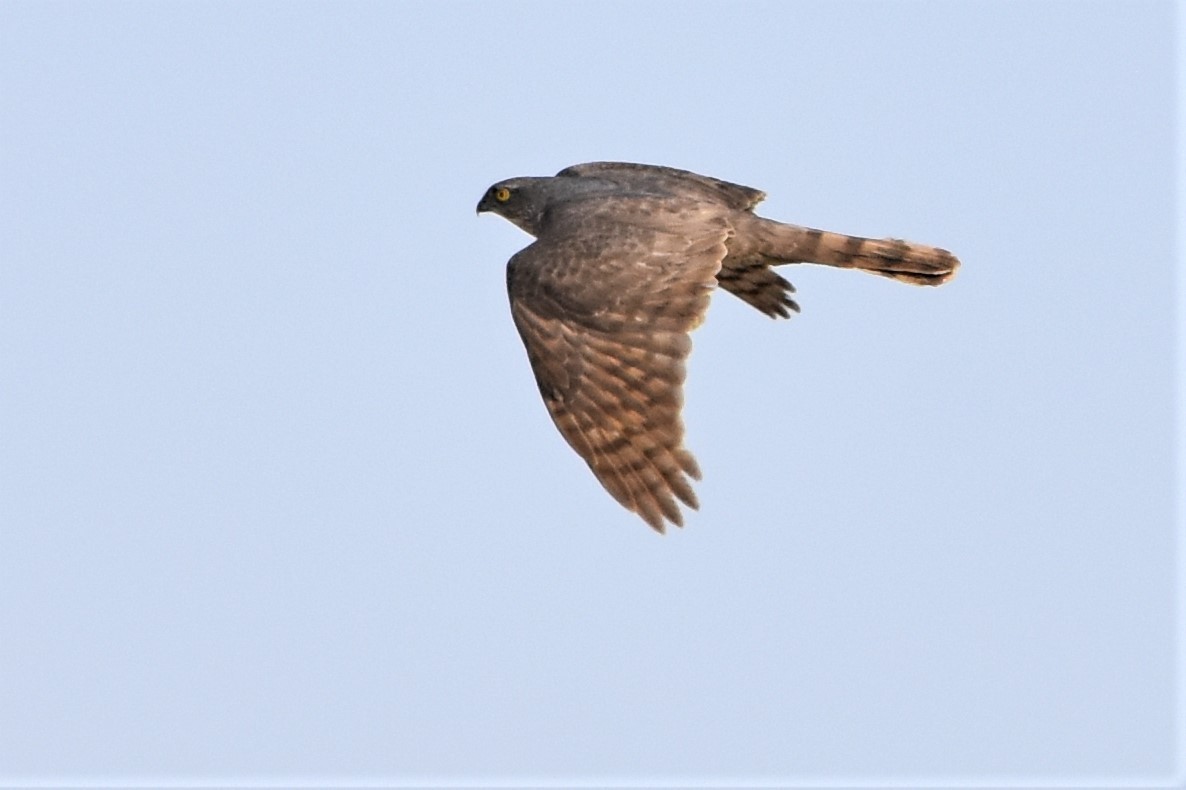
(847, 237, 960, 286)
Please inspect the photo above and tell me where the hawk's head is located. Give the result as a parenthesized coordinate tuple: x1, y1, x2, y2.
(476, 177, 554, 237)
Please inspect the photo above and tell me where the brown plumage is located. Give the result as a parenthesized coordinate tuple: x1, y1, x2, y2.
(477, 162, 959, 532)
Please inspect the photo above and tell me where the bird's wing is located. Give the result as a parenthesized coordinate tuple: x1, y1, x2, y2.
(556, 161, 766, 211)
(506, 197, 732, 532)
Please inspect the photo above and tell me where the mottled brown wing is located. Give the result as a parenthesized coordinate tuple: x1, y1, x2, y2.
(506, 199, 732, 532)
(556, 161, 766, 211)
(715, 255, 801, 318)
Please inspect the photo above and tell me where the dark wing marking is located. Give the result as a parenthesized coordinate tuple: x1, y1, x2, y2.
(716, 254, 802, 318)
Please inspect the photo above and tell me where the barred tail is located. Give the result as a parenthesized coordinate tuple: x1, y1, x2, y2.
(762, 222, 960, 286)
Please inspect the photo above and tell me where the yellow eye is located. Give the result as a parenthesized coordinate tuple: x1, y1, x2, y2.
(494, 187, 511, 202)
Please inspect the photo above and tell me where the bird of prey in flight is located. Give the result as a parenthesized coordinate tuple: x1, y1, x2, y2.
(478, 161, 959, 533)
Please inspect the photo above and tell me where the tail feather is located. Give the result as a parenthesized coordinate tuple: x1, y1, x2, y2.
(764, 223, 960, 286)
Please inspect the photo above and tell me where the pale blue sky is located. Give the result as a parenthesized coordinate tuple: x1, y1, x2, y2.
(0, 2, 1180, 787)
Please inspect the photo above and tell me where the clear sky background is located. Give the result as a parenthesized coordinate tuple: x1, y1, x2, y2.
(0, 2, 1179, 787)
